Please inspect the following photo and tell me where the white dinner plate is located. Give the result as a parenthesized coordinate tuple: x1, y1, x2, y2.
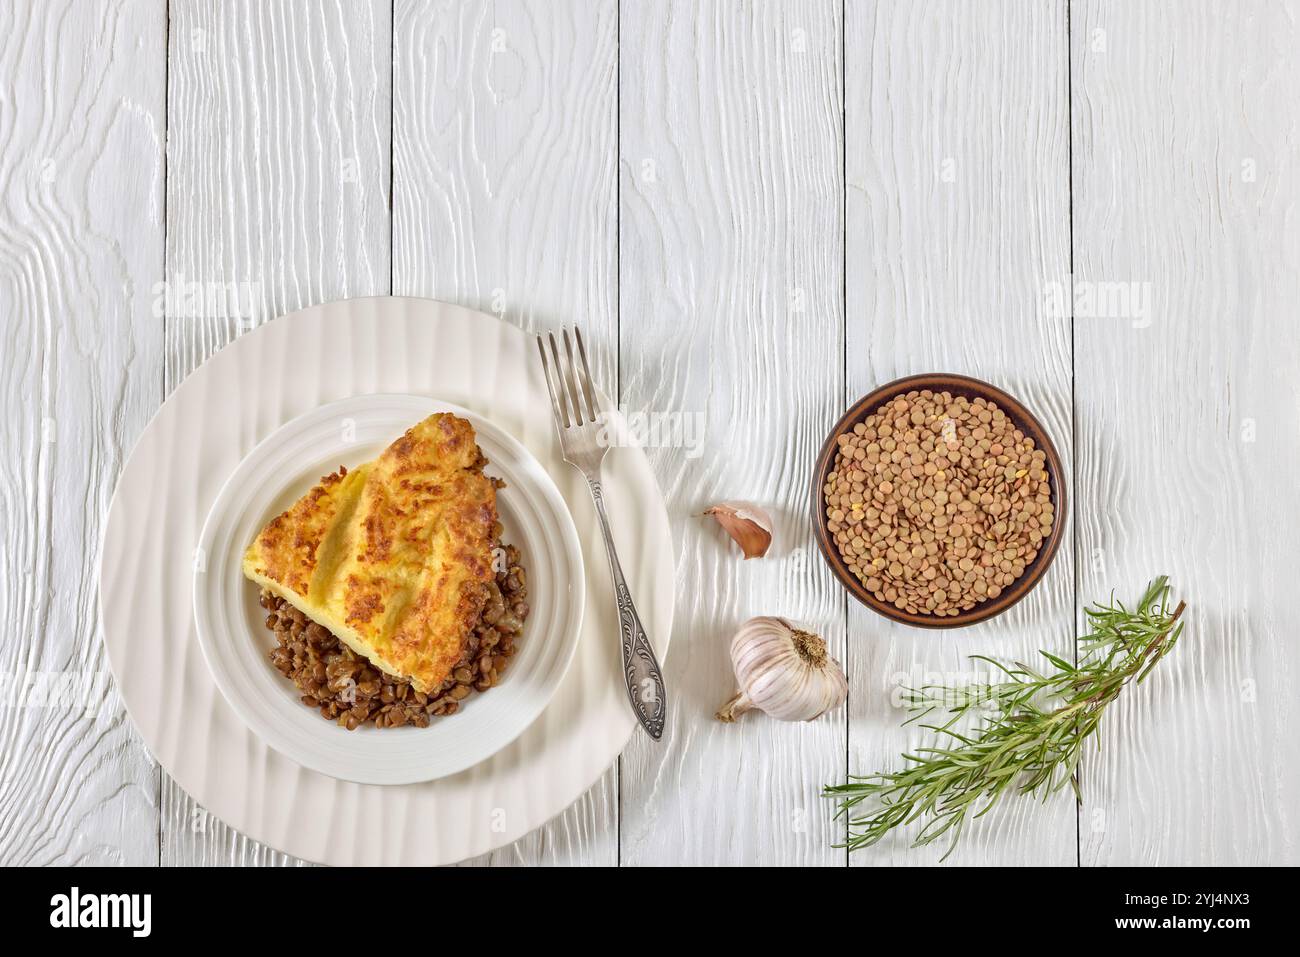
(99, 297, 674, 865)
(193, 394, 585, 785)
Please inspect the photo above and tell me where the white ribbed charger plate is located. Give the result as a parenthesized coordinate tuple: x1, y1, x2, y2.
(194, 395, 584, 785)
(99, 297, 674, 865)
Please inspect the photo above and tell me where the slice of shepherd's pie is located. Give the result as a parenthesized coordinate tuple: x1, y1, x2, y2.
(242, 412, 498, 694)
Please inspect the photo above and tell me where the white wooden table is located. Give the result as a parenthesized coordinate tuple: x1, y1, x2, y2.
(3, 0, 1296, 867)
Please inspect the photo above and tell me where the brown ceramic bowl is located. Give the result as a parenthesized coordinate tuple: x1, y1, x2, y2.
(812, 373, 1065, 628)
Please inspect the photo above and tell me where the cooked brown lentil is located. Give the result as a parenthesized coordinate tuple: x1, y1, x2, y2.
(823, 390, 1054, 617)
(261, 539, 529, 730)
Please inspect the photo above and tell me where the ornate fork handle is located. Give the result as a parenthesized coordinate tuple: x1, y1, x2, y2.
(587, 477, 666, 739)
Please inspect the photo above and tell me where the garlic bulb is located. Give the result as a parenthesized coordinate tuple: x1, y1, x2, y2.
(704, 501, 772, 559)
(716, 617, 847, 723)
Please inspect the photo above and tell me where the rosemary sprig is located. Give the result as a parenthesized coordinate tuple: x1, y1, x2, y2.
(825, 576, 1186, 859)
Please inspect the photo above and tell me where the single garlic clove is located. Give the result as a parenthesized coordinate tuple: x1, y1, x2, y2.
(704, 501, 773, 559)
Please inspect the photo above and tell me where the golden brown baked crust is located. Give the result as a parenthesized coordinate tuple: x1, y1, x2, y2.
(242, 413, 497, 693)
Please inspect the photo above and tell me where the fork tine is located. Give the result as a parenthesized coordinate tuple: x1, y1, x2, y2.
(560, 329, 586, 427)
(572, 328, 599, 422)
(539, 334, 569, 428)
(547, 332, 575, 427)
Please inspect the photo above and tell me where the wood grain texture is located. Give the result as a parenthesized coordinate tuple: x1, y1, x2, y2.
(843, 0, 1075, 865)
(0, 0, 165, 866)
(617, 0, 846, 866)
(162, 0, 391, 866)
(1072, 0, 1300, 865)
(391, 0, 620, 865)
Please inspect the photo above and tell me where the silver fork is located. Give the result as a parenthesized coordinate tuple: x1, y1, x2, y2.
(537, 329, 667, 740)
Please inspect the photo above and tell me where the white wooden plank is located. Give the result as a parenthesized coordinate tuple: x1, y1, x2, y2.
(617, 0, 846, 866)
(1073, 0, 1300, 865)
(843, 0, 1075, 865)
(0, 0, 165, 865)
(391, 0, 620, 865)
(161, 0, 391, 866)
